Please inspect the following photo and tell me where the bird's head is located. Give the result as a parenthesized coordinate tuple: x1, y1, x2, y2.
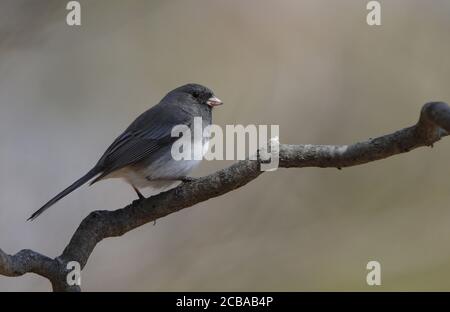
(175, 83, 223, 108)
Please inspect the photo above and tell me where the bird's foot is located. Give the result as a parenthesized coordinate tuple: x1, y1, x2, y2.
(181, 176, 198, 183)
(131, 198, 144, 207)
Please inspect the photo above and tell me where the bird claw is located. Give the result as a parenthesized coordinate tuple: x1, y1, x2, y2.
(131, 198, 144, 207)
(181, 176, 197, 183)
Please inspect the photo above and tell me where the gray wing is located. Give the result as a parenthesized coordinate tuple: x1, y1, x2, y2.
(91, 100, 193, 183)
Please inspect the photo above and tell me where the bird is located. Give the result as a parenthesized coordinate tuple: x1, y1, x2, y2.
(28, 83, 223, 220)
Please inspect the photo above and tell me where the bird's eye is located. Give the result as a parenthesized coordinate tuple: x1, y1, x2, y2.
(192, 92, 199, 98)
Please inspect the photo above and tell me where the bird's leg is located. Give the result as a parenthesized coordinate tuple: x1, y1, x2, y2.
(132, 185, 145, 200)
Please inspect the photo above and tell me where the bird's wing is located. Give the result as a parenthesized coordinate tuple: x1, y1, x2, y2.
(92, 102, 192, 183)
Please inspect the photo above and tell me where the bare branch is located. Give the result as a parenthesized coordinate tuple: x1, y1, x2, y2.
(1, 101, 449, 291)
(0, 248, 55, 278)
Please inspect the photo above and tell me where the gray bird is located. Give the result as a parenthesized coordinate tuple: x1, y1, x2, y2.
(29, 83, 223, 220)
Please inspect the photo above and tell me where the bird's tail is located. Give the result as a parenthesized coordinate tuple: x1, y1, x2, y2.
(28, 167, 101, 221)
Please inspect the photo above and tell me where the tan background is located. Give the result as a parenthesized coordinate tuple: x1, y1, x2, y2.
(1, 0, 450, 291)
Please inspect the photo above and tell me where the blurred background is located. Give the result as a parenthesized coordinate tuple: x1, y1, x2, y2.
(1, 0, 450, 291)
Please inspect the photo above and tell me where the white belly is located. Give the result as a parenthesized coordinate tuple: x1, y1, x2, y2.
(104, 138, 209, 193)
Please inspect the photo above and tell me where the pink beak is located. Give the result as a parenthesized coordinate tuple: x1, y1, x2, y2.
(206, 96, 223, 107)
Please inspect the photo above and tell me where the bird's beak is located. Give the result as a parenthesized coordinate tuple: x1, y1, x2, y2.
(207, 96, 223, 107)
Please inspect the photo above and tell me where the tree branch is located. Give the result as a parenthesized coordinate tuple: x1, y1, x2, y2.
(1, 102, 449, 291)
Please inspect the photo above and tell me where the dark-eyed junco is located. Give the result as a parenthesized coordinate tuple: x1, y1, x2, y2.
(29, 83, 222, 220)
